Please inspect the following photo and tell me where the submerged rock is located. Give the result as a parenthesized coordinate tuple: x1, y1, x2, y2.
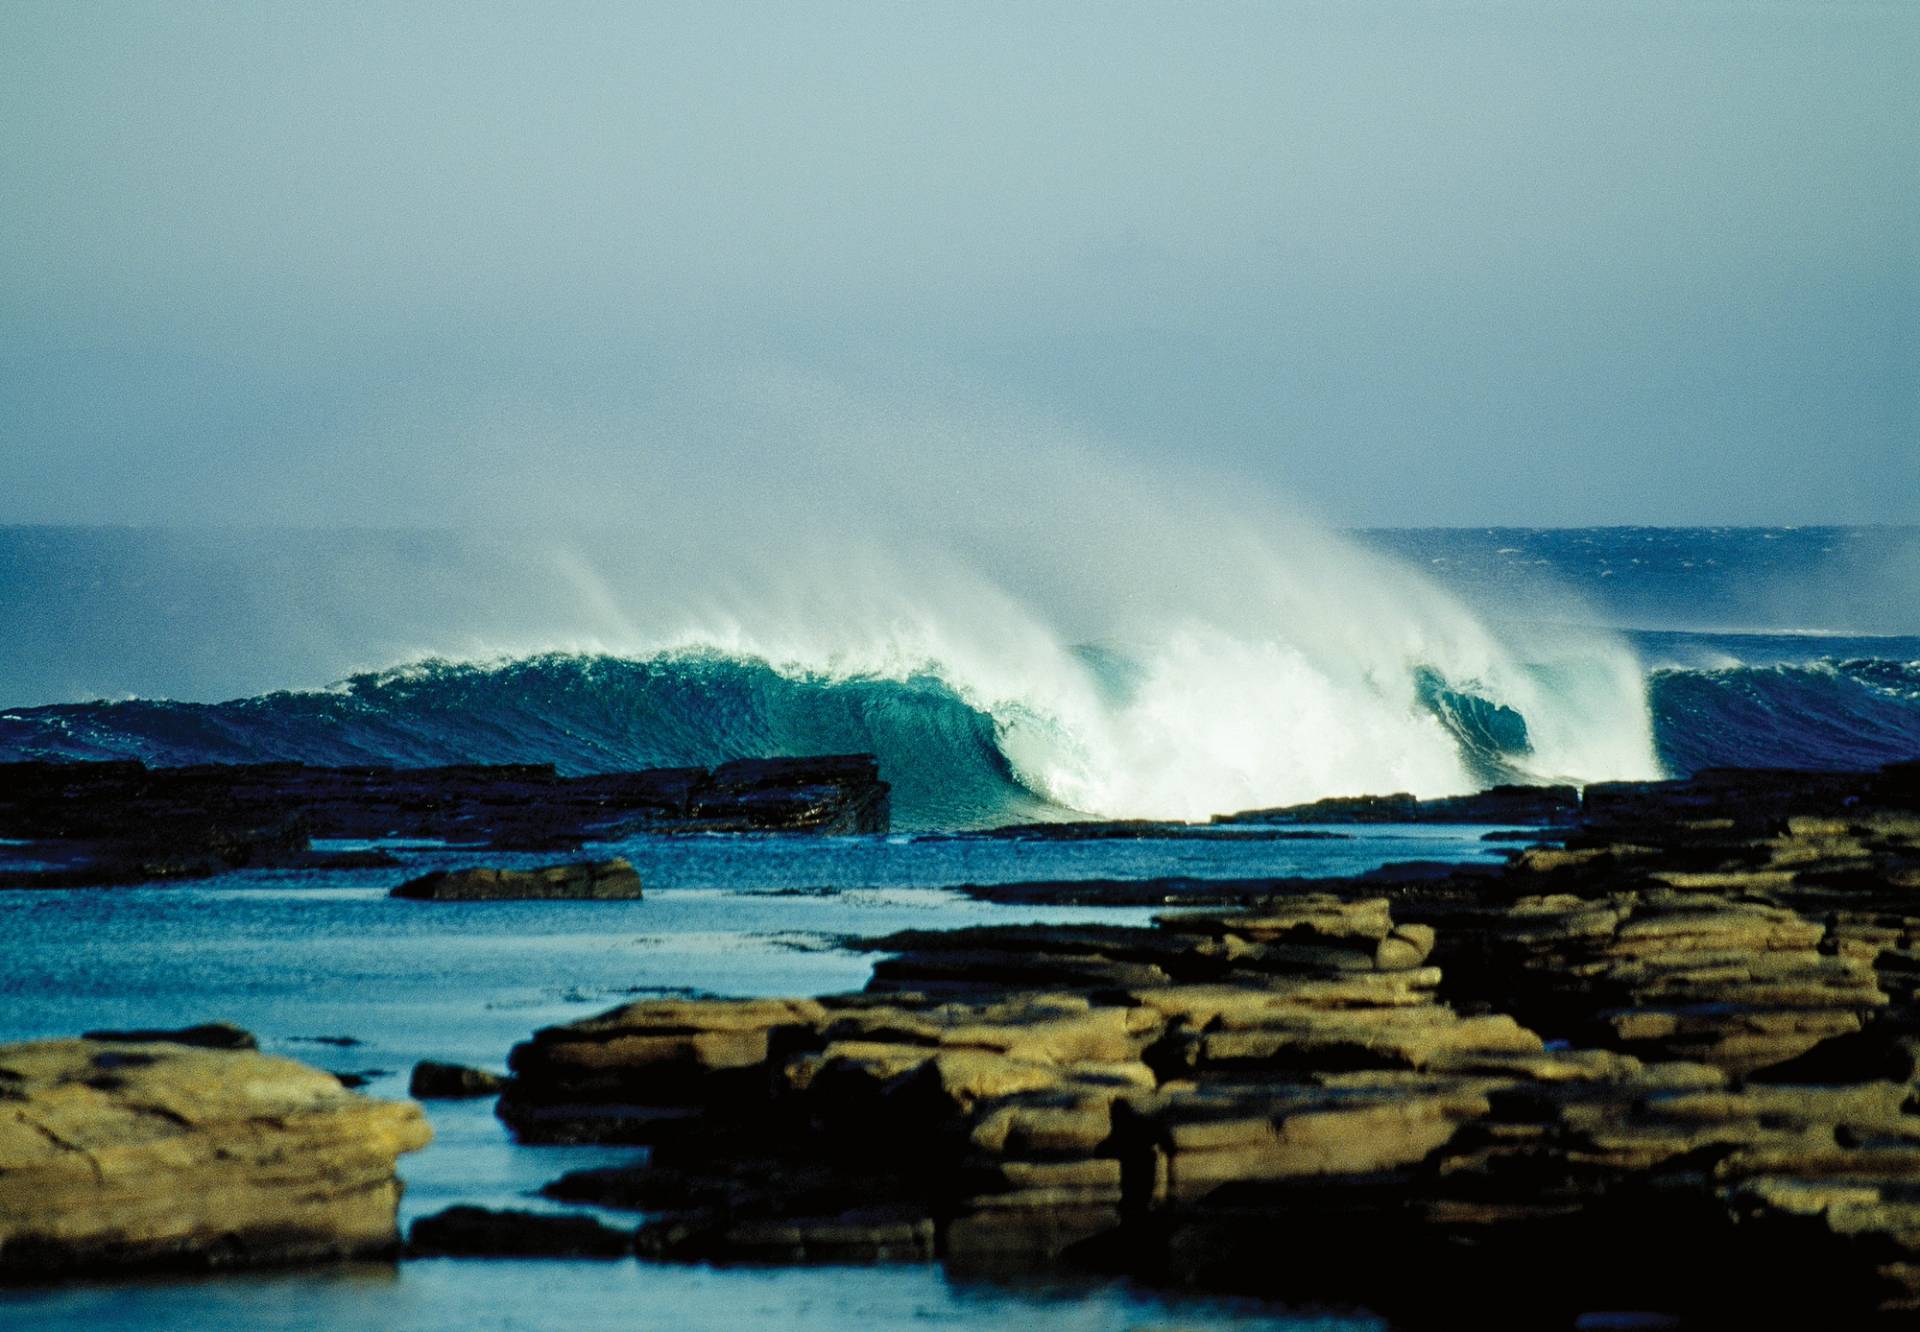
(407, 1206, 631, 1258)
(0, 1037, 431, 1282)
(1213, 783, 1580, 826)
(391, 859, 644, 902)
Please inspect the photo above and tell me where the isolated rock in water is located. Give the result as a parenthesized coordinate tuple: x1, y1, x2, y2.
(407, 1205, 632, 1258)
(0, 1037, 431, 1281)
(391, 858, 643, 902)
(410, 1061, 508, 1099)
(79, 1022, 258, 1050)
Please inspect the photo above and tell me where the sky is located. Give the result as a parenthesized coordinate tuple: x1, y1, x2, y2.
(2, 1, 1915, 528)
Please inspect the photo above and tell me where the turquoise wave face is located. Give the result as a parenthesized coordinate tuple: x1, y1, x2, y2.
(0, 653, 1053, 831)
(2, 649, 1916, 829)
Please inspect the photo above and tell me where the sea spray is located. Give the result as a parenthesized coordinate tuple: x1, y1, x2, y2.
(0, 385, 1673, 821)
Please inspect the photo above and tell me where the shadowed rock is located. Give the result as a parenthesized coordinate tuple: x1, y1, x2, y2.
(79, 1022, 258, 1050)
(392, 859, 643, 902)
(409, 1061, 509, 1099)
(1213, 783, 1580, 826)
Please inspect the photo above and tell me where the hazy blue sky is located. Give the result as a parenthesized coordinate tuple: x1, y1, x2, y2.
(3, 1, 1914, 527)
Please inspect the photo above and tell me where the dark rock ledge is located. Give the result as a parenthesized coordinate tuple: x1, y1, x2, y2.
(481, 762, 1920, 1326)
(0, 754, 890, 886)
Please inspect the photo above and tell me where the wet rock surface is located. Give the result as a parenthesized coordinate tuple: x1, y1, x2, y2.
(0, 1038, 431, 1282)
(0, 755, 890, 885)
(392, 858, 643, 902)
(488, 762, 1920, 1323)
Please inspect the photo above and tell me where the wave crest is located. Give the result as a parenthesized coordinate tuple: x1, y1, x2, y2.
(0, 631, 1670, 829)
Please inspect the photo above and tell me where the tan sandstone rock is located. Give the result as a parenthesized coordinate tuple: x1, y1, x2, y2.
(0, 1038, 430, 1281)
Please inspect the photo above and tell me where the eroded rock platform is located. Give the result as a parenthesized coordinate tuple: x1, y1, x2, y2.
(487, 762, 1920, 1324)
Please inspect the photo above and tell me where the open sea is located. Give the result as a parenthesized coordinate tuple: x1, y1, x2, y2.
(2, 524, 1916, 1328)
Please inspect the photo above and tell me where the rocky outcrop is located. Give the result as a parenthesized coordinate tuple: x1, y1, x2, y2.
(392, 859, 643, 902)
(0, 1037, 431, 1281)
(490, 762, 1920, 1322)
(78, 1022, 258, 1050)
(0, 754, 891, 886)
(495, 899, 1546, 1280)
(1213, 782, 1581, 826)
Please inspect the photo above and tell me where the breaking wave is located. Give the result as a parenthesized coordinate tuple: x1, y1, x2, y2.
(8, 649, 1912, 831)
(0, 628, 1670, 830)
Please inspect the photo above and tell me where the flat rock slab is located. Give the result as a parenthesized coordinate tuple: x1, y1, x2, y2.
(0, 1038, 431, 1282)
(392, 859, 643, 901)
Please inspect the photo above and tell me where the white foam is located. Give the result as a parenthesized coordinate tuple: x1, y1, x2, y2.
(273, 378, 1673, 818)
(561, 492, 1664, 820)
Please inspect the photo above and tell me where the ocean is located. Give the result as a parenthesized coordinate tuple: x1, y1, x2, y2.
(1, 524, 1917, 1329)
(2, 525, 1915, 826)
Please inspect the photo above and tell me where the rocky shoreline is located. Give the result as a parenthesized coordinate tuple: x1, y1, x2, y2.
(465, 762, 1920, 1324)
(4, 759, 1919, 1325)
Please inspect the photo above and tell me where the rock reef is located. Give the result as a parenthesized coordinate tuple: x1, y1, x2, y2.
(485, 762, 1920, 1324)
(0, 1037, 430, 1281)
(0, 754, 890, 885)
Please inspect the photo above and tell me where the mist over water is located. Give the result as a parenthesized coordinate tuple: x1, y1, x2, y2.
(15, 387, 1916, 826)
